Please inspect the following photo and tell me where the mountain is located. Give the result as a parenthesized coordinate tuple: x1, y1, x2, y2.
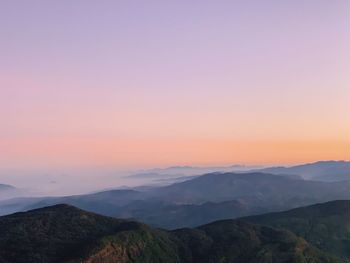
(0, 184, 15, 191)
(0, 184, 22, 201)
(173, 220, 337, 263)
(148, 172, 350, 208)
(8, 189, 145, 217)
(258, 161, 350, 181)
(113, 172, 350, 229)
(126, 164, 263, 185)
(0, 189, 145, 217)
(119, 199, 267, 229)
(0, 204, 339, 263)
(133, 164, 261, 177)
(242, 200, 350, 261)
(5, 172, 350, 229)
(0, 196, 45, 216)
(0, 204, 178, 263)
(132, 160, 350, 183)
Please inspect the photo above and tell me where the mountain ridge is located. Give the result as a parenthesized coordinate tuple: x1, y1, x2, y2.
(242, 200, 350, 260)
(4, 171, 350, 229)
(257, 160, 350, 181)
(0, 204, 340, 263)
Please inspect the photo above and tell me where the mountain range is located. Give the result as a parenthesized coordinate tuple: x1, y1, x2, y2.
(257, 161, 350, 181)
(2, 161, 350, 261)
(128, 160, 350, 183)
(4, 169, 350, 229)
(0, 203, 341, 263)
(243, 200, 350, 261)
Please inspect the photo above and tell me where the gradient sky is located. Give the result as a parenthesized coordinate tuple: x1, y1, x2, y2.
(1, 0, 350, 171)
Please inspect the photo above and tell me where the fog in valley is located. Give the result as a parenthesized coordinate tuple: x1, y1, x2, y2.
(0, 164, 261, 199)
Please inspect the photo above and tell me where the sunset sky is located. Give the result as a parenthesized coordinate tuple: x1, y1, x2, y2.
(1, 0, 350, 171)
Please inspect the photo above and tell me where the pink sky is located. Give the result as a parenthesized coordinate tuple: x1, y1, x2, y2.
(1, 1, 350, 170)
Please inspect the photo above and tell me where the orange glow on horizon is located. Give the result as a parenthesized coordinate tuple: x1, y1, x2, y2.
(2, 137, 350, 169)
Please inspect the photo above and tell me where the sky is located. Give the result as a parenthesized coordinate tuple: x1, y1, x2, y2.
(1, 0, 350, 175)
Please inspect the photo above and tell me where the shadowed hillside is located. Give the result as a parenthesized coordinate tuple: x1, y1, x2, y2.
(0, 204, 339, 263)
(243, 200, 350, 261)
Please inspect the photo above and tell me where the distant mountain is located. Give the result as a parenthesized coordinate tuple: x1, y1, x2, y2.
(149, 172, 350, 205)
(112, 172, 350, 228)
(127, 161, 350, 185)
(243, 200, 350, 261)
(139, 164, 262, 176)
(258, 161, 350, 181)
(0, 184, 22, 201)
(14, 189, 145, 217)
(4, 172, 350, 229)
(120, 199, 268, 229)
(0, 184, 15, 191)
(0, 196, 44, 216)
(0, 204, 338, 263)
(127, 164, 263, 185)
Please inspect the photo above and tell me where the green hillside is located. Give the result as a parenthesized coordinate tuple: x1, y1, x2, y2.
(0, 204, 338, 263)
(243, 200, 350, 261)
